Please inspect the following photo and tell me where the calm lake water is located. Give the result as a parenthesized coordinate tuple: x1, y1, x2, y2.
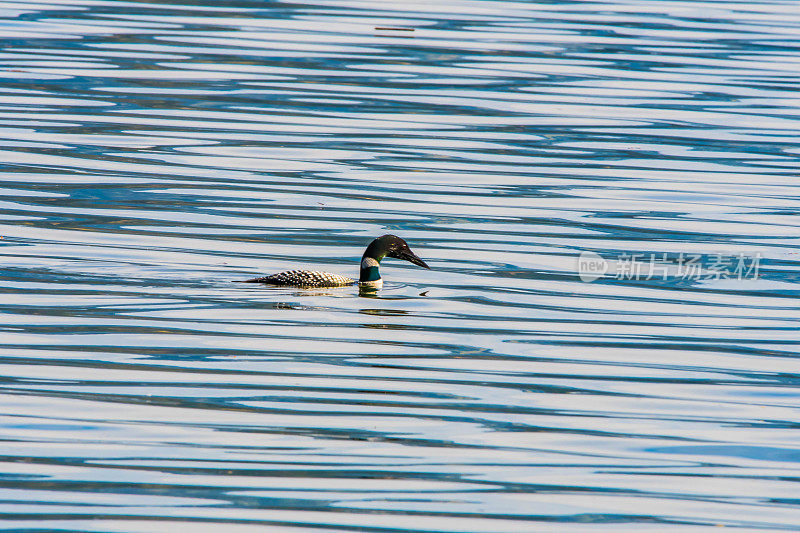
(1, 0, 800, 531)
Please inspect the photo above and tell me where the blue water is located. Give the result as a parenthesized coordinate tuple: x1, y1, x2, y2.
(1, 0, 800, 531)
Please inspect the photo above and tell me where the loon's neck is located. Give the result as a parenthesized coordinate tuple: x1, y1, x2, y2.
(360, 239, 388, 283)
(360, 256, 381, 282)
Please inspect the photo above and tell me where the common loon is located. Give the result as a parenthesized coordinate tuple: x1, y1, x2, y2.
(241, 234, 430, 289)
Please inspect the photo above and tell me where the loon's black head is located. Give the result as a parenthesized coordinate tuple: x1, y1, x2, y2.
(364, 234, 430, 269)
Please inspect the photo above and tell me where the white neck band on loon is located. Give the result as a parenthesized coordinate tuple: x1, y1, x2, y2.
(360, 256, 381, 282)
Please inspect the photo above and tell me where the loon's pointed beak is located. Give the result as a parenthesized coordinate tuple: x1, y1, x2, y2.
(399, 250, 430, 269)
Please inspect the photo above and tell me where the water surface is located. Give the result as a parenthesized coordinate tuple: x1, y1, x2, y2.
(1, 0, 800, 531)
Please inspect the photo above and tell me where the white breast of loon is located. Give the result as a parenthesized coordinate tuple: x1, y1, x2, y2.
(252, 270, 356, 288)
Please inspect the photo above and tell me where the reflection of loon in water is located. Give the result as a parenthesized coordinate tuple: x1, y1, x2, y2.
(240, 235, 430, 289)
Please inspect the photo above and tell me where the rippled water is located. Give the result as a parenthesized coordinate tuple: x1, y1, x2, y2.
(2, 0, 800, 530)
